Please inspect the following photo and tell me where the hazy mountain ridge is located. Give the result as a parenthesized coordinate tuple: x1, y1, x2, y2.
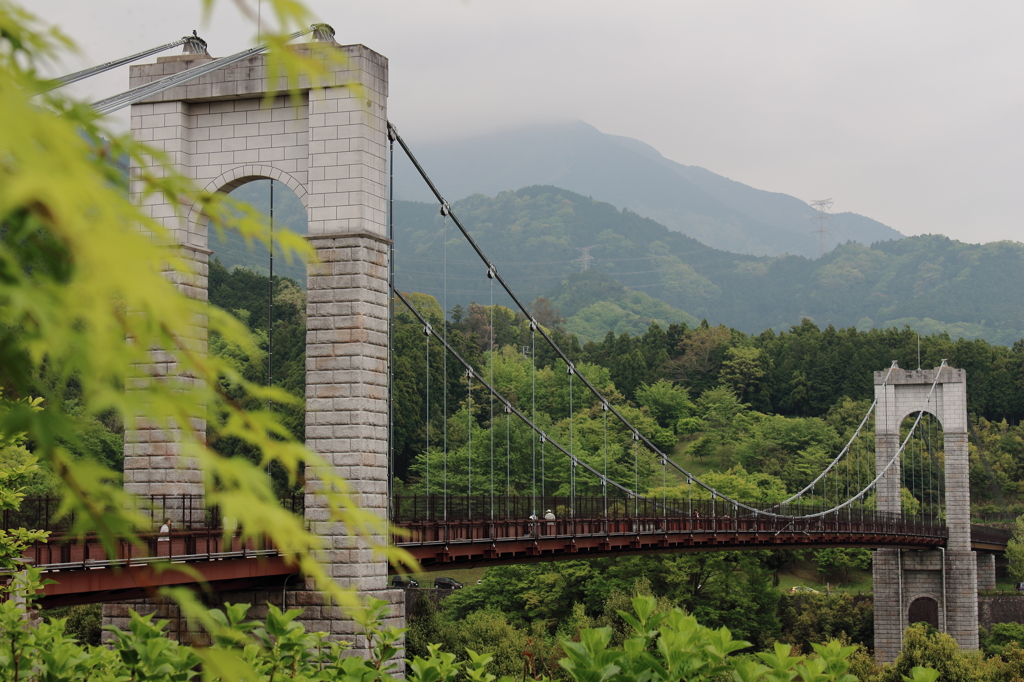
(392, 186, 1024, 346)
(202, 169, 1022, 348)
(392, 121, 903, 258)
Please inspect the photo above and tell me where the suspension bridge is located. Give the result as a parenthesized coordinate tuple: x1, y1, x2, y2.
(15, 27, 1013, 661)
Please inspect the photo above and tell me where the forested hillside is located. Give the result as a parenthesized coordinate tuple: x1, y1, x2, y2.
(546, 272, 699, 341)
(392, 186, 1024, 346)
(196, 252, 1024, 511)
(103, 258, 1022, 660)
(390, 295, 1024, 508)
(205, 259, 307, 493)
(385, 285, 1024, 661)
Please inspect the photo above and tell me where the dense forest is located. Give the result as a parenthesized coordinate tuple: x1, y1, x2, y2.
(15, 256, 1023, 659)
(383, 281, 1024, 669)
(16, 253, 1021, 521)
(388, 295, 1024, 504)
(192, 257, 1024, 509)
(392, 186, 1024, 346)
(5, 251, 1022, 671)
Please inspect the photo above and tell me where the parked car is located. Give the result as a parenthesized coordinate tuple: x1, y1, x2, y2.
(391, 575, 419, 588)
(433, 576, 463, 590)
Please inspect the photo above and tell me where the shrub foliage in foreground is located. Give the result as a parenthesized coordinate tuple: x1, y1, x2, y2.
(0, 591, 945, 682)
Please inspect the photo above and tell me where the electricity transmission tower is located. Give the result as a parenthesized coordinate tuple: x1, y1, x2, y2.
(575, 245, 597, 272)
(810, 198, 834, 257)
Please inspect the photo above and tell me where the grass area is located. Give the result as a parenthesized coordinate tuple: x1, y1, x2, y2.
(982, 574, 1023, 595)
(776, 560, 872, 595)
(997, 574, 1019, 591)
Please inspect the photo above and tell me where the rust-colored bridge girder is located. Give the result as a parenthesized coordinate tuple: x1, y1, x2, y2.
(24, 528, 277, 568)
(392, 514, 956, 570)
(393, 517, 1010, 571)
(8, 529, 298, 608)
(969, 525, 1014, 553)
(37, 556, 295, 609)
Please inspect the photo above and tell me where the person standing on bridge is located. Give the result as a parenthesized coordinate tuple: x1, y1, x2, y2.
(158, 518, 170, 541)
(545, 509, 556, 535)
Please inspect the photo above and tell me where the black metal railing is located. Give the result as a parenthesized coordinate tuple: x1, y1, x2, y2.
(2, 493, 305, 534)
(7, 492, 974, 550)
(971, 524, 1013, 546)
(18, 526, 284, 572)
(391, 494, 948, 540)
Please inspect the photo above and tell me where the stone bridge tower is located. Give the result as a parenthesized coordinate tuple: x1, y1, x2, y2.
(115, 33, 400, 648)
(872, 364, 992, 661)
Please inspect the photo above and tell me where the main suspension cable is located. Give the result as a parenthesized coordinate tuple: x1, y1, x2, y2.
(90, 26, 320, 116)
(394, 287, 643, 500)
(40, 34, 207, 93)
(390, 123, 948, 520)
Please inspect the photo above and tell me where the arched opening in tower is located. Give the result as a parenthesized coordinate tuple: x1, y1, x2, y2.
(207, 179, 308, 499)
(896, 411, 944, 523)
(908, 596, 940, 629)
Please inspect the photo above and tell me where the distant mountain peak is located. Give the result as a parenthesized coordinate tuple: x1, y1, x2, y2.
(392, 121, 903, 259)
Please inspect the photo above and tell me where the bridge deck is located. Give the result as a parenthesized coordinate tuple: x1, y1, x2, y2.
(394, 514, 954, 569)
(3, 506, 1009, 605)
(9, 530, 297, 608)
(36, 555, 295, 608)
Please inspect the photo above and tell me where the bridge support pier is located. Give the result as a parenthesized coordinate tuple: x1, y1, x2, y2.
(872, 365, 977, 662)
(108, 36, 403, 653)
(977, 554, 996, 591)
(295, 228, 404, 648)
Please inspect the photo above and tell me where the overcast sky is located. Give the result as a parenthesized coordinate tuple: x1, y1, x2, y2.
(44, 0, 1023, 245)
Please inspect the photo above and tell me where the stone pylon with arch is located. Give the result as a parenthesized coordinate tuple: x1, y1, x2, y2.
(112, 36, 400, 648)
(872, 364, 993, 661)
